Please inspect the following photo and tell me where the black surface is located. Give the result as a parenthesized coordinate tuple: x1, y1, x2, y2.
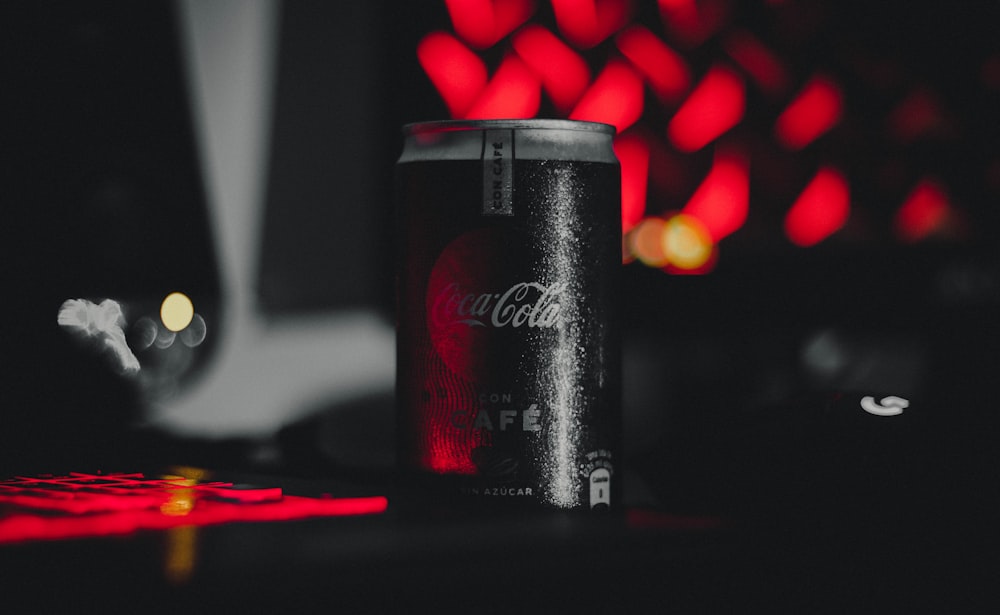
(0, 466, 992, 614)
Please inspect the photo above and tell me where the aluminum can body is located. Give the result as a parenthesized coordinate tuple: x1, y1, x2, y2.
(395, 119, 621, 510)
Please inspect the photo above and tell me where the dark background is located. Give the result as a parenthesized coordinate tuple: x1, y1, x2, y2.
(0, 3, 997, 609)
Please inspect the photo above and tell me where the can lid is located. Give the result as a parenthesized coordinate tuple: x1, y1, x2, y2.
(399, 119, 618, 163)
(402, 119, 616, 137)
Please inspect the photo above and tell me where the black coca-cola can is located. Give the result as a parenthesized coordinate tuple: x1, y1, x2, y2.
(395, 119, 621, 511)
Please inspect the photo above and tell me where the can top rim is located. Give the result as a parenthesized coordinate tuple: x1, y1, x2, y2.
(403, 119, 616, 136)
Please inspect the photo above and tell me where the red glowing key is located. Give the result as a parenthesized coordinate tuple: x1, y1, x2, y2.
(551, 0, 632, 49)
(614, 132, 651, 232)
(463, 53, 541, 120)
(658, 0, 698, 39)
(775, 75, 843, 150)
(570, 58, 644, 132)
(783, 167, 850, 247)
(682, 149, 749, 241)
(445, 0, 536, 49)
(658, 0, 727, 47)
(0, 472, 388, 544)
(417, 32, 488, 118)
(615, 25, 690, 103)
(723, 30, 789, 97)
(667, 65, 745, 152)
(893, 179, 952, 242)
(512, 24, 591, 113)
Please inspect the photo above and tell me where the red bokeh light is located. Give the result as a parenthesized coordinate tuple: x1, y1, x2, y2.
(783, 167, 850, 247)
(982, 54, 1000, 91)
(416, 0, 982, 273)
(889, 88, 945, 142)
(667, 65, 745, 152)
(893, 179, 952, 243)
(658, 0, 728, 47)
(445, 0, 536, 49)
(463, 53, 542, 119)
(512, 24, 591, 113)
(775, 74, 843, 150)
(724, 30, 789, 97)
(551, 0, 632, 49)
(417, 32, 488, 118)
(570, 58, 644, 132)
(615, 25, 691, 103)
(682, 148, 749, 241)
(614, 131, 651, 232)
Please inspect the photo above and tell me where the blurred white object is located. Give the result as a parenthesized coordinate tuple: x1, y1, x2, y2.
(149, 0, 393, 437)
(58, 298, 141, 375)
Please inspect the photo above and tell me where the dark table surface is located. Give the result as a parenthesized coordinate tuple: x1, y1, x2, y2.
(0, 463, 992, 614)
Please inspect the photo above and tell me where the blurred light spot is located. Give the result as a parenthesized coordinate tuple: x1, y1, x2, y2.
(161, 292, 195, 332)
(155, 327, 177, 350)
(981, 54, 1000, 91)
(614, 132, 650, 233)
(622, 233, 637, 264)
(417, 32, 488, 118)
(160, 478, 197, 516)
(551, 0, 631, 49)
(163, 525, 198, 585)
(775, 74, 843, 150)
(888, 88, 945, 142)
(464, 53, 541, 119)
(570, 58, 644, 132)
(667, 65, 745, 152)
(723, 30, 789, 97)
(180, 314, 208, 348)
(682, 149, 749, 241)
(512, 24, 590, 113)
(662, 213, 714, 271)
(445, 0, 535, 49)
(801, 329, 847, 378)
(658, 0, 727, 47)
(134, 316, 159, 350)
(615, 25, 690, 103)
(893, 179, 952, 243)
(987, 159, 1000, 195)
(784, 167, 850, 247)
(629, 217, 669, 267)
(658, 0, 696, 15)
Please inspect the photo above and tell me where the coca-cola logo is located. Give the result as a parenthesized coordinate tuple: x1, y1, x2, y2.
(425, 227, 560, 382)
(431, 281, 565, 329)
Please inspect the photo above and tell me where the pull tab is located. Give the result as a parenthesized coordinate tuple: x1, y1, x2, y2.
(483, 129, 513, 216)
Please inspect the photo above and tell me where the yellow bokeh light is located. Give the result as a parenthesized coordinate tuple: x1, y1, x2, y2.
(160, 292, 194, 332)
(663, 214, 714, 270)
